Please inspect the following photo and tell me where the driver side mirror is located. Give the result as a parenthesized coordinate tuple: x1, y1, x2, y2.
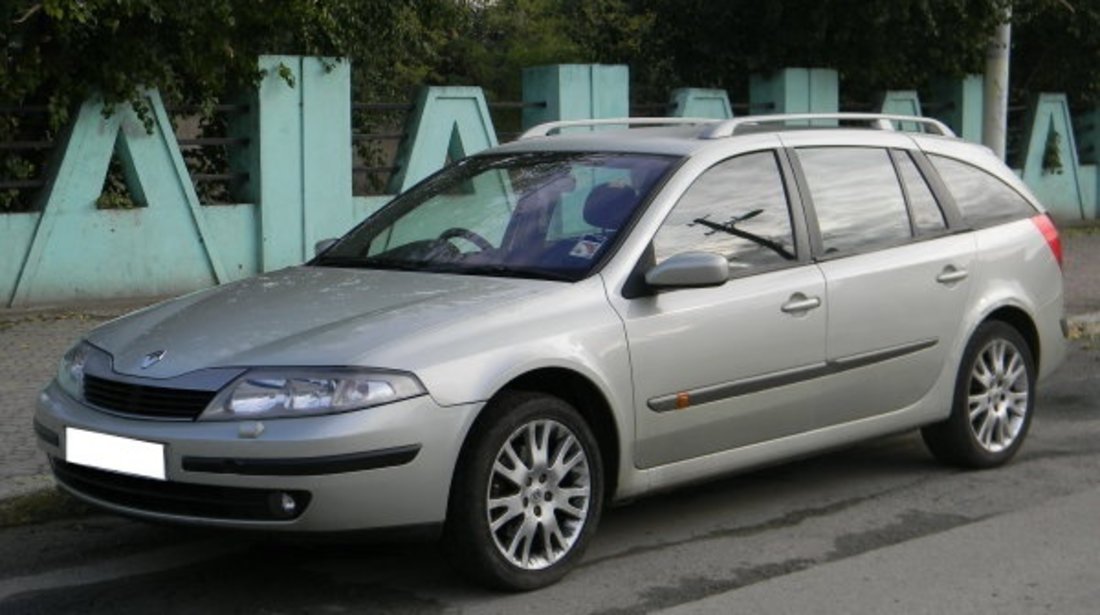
(645, 251, 729, 289)
(314, 238, 339, 257)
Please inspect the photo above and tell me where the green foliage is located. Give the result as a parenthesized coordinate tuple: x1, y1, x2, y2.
(1042, 125, 1064, 175)
(426, 0, 587, 100)
(95, 156, 139, 209)
(1, 1, 449, 130)
(1013, 0, 1100, 107)
(569, 0, 1010, 103)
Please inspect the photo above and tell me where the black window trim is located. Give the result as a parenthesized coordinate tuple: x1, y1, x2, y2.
(886, 148, 956, 240)
(906, 149, 969, 232)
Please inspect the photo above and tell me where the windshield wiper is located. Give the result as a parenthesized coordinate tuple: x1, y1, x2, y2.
(314, 255, 433, 272)
(690, 212, 796, 261)
(313, 255, 370, 268)
(450, 265, 576, 282)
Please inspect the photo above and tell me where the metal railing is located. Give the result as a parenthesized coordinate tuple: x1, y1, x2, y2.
(0, 105, 56, 211)
(0, 102, 253, 211)
(165, 103, 251, 204)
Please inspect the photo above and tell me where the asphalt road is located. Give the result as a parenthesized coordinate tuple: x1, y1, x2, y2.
(1, 335, 1097, 614)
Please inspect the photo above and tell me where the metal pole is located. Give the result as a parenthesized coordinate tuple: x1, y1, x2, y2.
(983, 7, 1012, 160)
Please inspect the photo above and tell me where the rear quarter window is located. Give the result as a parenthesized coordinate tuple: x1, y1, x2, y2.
(928, 154, 1037, 228)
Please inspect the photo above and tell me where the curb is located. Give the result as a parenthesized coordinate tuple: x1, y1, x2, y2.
(0, 297, 163, 321)
(1068, 311, 1100, 326)
(0, 474, 56, 502)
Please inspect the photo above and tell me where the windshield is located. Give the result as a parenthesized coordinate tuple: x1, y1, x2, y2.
(316, 152, 677, 281)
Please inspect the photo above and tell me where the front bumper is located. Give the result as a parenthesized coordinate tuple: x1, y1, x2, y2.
(34, 381, 481, 531)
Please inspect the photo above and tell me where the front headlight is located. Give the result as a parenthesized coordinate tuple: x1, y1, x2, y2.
(57, 342, 92, 400)
(199, 369, 427, 421)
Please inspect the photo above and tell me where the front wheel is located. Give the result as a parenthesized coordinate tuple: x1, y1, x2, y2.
(443, 391, 604, 591)
(922, 321, 1036, 468)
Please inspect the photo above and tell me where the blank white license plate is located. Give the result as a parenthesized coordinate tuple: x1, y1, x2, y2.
(65, 428, 166, 481)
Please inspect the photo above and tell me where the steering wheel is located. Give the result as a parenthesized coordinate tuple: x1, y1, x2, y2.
(438, 227, 494, 252)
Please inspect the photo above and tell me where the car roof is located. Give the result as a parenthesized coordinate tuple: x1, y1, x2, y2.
(485, 114, 963, 158)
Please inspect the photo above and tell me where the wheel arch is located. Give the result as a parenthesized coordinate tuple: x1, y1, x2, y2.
(983, 305, 1041, 372)
(449, 367, 623, 510)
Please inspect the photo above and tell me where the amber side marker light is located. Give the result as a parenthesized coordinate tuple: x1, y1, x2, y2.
(1031, 213, 1063, 270)
(675, 392, 691, 410)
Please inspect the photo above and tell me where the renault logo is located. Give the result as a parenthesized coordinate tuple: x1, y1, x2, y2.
(141, 350, 167, 369)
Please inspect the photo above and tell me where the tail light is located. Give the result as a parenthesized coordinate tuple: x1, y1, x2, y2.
(1031, 214, 1063, 270)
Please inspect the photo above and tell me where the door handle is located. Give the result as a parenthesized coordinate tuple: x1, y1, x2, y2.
(781, 293, 822, 314)
(936, 266, 969, 285)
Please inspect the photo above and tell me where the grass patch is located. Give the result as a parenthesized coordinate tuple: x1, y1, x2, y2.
(1069, 321, 1100, 351)
(0, 311, 116, 333)
(0, 488, 95, 528)
(1061, 221, 1100, 237)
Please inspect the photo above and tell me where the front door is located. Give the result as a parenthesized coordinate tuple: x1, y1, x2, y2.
(609, 150, 828, 469)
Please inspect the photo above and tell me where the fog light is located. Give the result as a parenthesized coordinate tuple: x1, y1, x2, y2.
(269, 491, 297, 518)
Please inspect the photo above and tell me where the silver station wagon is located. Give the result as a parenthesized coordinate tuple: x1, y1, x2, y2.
(35, 113, 1067, 590)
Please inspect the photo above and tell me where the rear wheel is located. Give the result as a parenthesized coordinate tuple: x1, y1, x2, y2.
(922, 321, 1036, 468)
(443, 391, 604, 590)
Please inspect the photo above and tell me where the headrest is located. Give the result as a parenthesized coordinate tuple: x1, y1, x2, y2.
(583, 184, 637, 231)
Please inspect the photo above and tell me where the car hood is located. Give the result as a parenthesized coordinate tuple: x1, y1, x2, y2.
(87, 266, 558, 379)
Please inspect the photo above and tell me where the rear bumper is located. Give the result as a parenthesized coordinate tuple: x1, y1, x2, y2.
(35, 381, 482, 531)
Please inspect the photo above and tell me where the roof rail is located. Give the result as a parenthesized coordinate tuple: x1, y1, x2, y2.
(518, 117, 715, 140)
(700, 113, 956, 139)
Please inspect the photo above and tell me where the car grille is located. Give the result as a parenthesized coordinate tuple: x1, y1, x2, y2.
(83, 374, 217, 420)
(52, 459, 311, 521)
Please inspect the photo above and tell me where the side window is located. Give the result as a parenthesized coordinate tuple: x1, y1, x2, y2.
(895, 152, 947, 233)
(928, 154, 1037, 228)
(652, 151, 797, 274)
(797, 147, 911, 254)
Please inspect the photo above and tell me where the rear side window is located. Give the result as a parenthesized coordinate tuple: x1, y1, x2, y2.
(797, 147, 911, 255)
(928, 155, 1036, 228)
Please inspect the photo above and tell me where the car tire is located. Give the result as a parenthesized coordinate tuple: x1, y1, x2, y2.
(443, 391, 604, 591)
(922, 321, 1036, 468)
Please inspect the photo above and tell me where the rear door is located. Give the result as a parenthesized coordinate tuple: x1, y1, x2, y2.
(785, 136, 975, 428)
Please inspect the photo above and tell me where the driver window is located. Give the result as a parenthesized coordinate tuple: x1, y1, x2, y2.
(652, 151, 796, 274)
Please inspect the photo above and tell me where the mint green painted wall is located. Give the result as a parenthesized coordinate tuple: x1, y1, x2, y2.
(929, 75, 984, 143)
(0, 213, 38, 305)
(879, 91, 924, 133)
(1020, 94, 1087, 220)
(750, 68, 839, 116)
(1, 56, 356, 307)
(670, 88, 733, 119)
(1081, 166, 1098, 219)
(253, 56, 353, 271)
(9, 91, 229, 307)
(879, 91, 923, 116)
(353, 196, 393, 223)
(387, 87, 498, 193)
(202, 205, 260, 281)
(522, 64, 630, 130)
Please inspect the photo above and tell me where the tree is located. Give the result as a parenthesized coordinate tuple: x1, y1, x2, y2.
(0, 1, 448, 129)
(567, 0, 1010, 103)
(1013, 0, 1100, 107)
